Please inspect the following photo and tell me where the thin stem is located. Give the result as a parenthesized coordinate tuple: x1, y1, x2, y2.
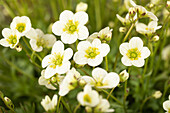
(123, 23, 135, 42)
(102, 89, 123, 106)
(61, 98, 72, 113)
(140, 96, 152, 113)
(94, 0, 101, 30)
(57, 96, 62, 112)
(105, 56, 108, 71)
(112, 53, 119, 71)
(73, 103, 81, 113)
(80, 68, 90, 76)
(107, 88, 114, 100)
(123, 81, 128, 113)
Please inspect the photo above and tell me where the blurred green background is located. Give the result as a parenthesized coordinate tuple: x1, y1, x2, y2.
(0, 0, 169, 113)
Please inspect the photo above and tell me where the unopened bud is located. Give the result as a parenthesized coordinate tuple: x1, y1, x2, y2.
(129, 7, 136, 17)
(85, 106, 92, 113)
(148, 3, 154, 8)
(15, 45, 22, 52)
(152, 35, 159, 41)
(4, 97, 14, 109)
(119, 70, 129, 82)
(166, 1, 170, 11)
(108, 21, 114, 28)
(136, 6, 147, 17)
(119, 27, 127, 33)
(98, 27, 112, 43)
(76, 2, 88, 12)
(51, 77, 57, 83)
(152, 91, 162, 99)
(79, 79, 86, 87)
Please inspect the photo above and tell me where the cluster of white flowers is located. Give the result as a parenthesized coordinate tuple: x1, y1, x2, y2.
(0, 0, 165, 112)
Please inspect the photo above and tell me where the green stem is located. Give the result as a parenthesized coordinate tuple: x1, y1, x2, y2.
(123, 81, 128, 113)
(80, 68, 90, 76)
(105, 56, 108, 71)
(112, 53, 119, 71)
(94, 0, 101, 30)
(107, 88, 114, 100)
(73, 103, 81, 113)
(61, 98, 72, 113)
(123, 23, 135, 42)
(140, 96, 152, 113)
(57, 96, 62, 112)
(102, 89, 123, 106)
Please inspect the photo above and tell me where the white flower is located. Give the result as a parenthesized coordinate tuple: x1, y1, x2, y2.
(119, 70, 129, 82)
(52, 10, 89, 44)
(10, 16, 31, 36)
(59, 68, 81, 96)
(41, 94, 58, 112)
(163, 95, 170, 113)
(25, 28, 56, 52)
(162, 45, 170, 61)
(76, 2, 88, 12)
(38, 70, 64, 90)
(94, 96, 114, 113)
(119, 37, 150, 67)
(77, 84, 100, 107)
(0, 28, 21, 49)
(42, 41, 73, 78)
(81, 67, 120, 89)
(73, 39, 110, 67)
(124, 0, 137, 9)
(136, 21, 162, 36)
(87, 27, 112, 42)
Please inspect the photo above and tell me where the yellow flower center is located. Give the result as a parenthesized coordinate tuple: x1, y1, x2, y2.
(83, 94, 91, 103)
(63, 20, 79, 34)
(126, 48, 141, 60)
(16, 23, 26, 33)
(85, 47, 100, 59)
(6, 35, 17, 46)
(36, 38, 45, 47)
(49, 53, 63, 68)
(145, 27, 154, 31)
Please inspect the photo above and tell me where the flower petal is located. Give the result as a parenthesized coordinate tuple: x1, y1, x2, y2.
(147, 12, 158, 21)
(56, 61, 70, 74)
(87, 32, 98, 42)
(2, 28, 12, 38)
(63, 48, 73, 61)
(77, 41, 91, 51)
(92, 39, 101, 48)
(102, 72, 120, 88)
(148, 21, 157, 29)
(163, 100, 170, 111)
(59, 82, 70, 96)
(61, 32, 78, 44)
(141, 47, 150, 59)
(73, 51, 88, 65)
(129, 37, 143, 50)
(136, 23, 147, 34)
(81, 76, 95, 86)
(131, 58, 145, 67)
(42, 34, 56, 47)
(92, 67, 107, 82)
(77, 26, 89, 40)
(25, 28, 37, 39)
(119, 42, 129, 56)
(52, 21, 65, 36)
(121, 56, 132, 66)
(99, 43, 110, 57)
(59, 10, 74, 23)
(42, 54, 53, 68)
(30, 39, 43, 52)
(35, 29, 44, 37)
(44, 65, 57, 79)
(74, 11, 88, 25)
(0, 39, 10, 47)
(88, 55, 103, 67)
(51, 41, 64, 54)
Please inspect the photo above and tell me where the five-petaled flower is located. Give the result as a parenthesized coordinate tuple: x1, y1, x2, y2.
(10, 16, 31, 36)
(52, 10, 89, 44)
(0, 28, 21, 49)
(119, 37, 150, 67)
(25, 28, 56, 52)
(77, 84, 100, 107)
(42, 41, 73, 78)
(81, 67, 120, 89)
(136, 21, 162, 37)
(73, 39, 110, 67)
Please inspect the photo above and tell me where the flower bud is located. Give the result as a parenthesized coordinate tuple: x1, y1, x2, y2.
(119, 27, 127, 33)
(15, 45, 22, 52)
(152, 35, 159, 41)
(4, 97, 14, 109)
(51, 77, 57, 83)
(79, 79, 86, 87)
(166, 1, 170, 11)
(85, 106, 92, 113)
(76, 2, 88, 12)
(136, 6, 147, 17)
(152, 91, 162, 99)
(98, 27, 112, 43)
(119, 70, 129, 82)
(129, 7, 136, 17)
